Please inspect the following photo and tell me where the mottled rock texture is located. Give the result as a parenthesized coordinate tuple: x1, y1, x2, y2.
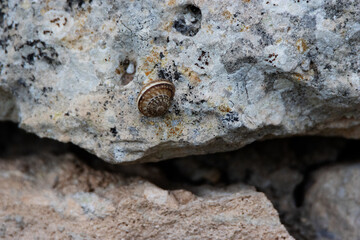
(305, 163, 360, 240)
(0, 153, 293, 240)
(1, 0, 359, 163)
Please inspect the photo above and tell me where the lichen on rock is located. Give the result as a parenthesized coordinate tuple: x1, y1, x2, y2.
(0, 0, 359, 163)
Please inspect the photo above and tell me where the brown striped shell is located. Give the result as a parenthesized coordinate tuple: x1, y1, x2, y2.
(137, 80, 175, 117)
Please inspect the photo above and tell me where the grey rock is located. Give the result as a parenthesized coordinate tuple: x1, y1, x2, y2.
(305, 163, 360, 240)
(1, 0, 359, 163)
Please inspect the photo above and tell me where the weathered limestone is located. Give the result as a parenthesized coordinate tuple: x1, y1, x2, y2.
(1, 0, 359, 163)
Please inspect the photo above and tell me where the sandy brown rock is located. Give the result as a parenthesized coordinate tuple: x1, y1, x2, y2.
(0, 153, 293, 239)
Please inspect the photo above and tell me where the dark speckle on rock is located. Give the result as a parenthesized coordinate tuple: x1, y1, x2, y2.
(110, 127, 118, 137)
(223, 112, 239, 124)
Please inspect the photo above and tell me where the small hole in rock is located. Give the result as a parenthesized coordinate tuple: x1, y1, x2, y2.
(173, 4, 202, 37)
(116, 58, 136, 86)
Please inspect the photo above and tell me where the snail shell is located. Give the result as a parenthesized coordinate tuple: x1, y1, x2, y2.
(137, 80, 175, 117)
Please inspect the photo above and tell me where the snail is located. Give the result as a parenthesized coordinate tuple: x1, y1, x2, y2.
(137, 79, 175, 117)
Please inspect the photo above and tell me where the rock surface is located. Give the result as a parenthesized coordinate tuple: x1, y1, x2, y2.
(305, 163, 360, 240)
(3, 121, 360, 239)
(0, 153, 293, 239)
(1, 0, 359, 163)
(164, 136, 350, 240)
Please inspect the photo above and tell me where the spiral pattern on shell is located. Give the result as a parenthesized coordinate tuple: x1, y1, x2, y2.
(137, 80, 175, 117)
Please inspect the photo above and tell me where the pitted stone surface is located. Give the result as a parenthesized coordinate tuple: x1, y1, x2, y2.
(0, 0, 359, 163)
